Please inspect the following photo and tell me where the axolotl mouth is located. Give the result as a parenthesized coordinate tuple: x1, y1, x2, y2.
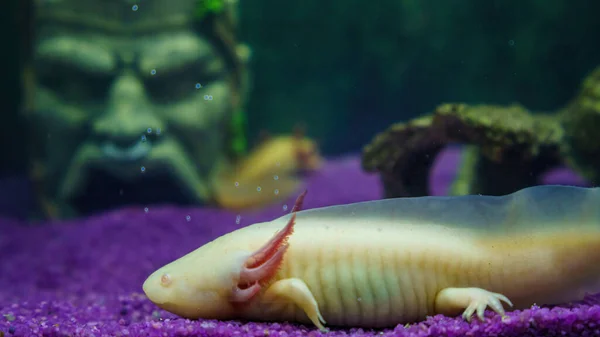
(60, 137, 211, 215)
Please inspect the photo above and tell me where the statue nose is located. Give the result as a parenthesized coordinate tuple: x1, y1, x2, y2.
(91, 72, 165, 160)
(95, 73, 162, 142)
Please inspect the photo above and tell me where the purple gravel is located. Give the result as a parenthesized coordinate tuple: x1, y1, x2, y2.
(0, 152, 596, 337)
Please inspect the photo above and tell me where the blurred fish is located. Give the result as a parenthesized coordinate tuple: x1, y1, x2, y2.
(213, 129, 322, 211)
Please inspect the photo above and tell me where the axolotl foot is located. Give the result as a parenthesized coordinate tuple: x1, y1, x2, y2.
(435, 287, 514, 322)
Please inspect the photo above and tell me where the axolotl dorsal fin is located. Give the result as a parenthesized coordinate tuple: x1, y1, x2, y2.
(289, 185, 600, 236)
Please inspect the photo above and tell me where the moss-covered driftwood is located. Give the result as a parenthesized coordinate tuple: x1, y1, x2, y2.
(362, 65, 600, 198)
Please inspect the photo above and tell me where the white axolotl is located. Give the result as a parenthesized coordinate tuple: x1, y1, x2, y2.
(143, 185, 600, 331)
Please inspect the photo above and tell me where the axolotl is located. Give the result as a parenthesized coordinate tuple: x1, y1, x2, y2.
(143, 185, 600, 331)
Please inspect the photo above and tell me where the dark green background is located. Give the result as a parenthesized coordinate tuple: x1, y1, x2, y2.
(240, 0, 600, 154)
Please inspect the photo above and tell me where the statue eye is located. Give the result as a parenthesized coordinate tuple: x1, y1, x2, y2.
(160, 273, 172, 286)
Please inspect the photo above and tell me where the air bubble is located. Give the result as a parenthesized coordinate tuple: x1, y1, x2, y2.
(203, 95, 213, 101)
(274, 189, 279, 195)
(508, 40, 515, 46)
(132, 4, 138, 11)
(235, 215, 241, 225)
(273, 175, 279, 180)
(256, 186, 262, 192)
(144, 207, 149, 213)
(195, 83, 202, 89)
(150, 69, 156, 75)
(186, 215, 191, 222)
(234, 182, 239, 187)
(147, 128, 152, 134)
(141, 135, 147, 142)
(283, 204, 288, 211)
(140, 166, 146, 173)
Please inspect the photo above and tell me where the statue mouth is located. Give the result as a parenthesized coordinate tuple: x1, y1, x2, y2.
(99, 140, 152, 162)
(59, 137, 211, 215)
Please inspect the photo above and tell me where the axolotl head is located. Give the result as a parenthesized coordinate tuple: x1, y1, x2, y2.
(142, 237, 253, 320)
(142, 213, 296, 320)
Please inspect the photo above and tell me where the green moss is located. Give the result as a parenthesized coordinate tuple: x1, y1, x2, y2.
(195, 0, 225, 19)
(230, 108, 248, 157)
(449, 145, 479, 196)
(560, 66, 600, 183)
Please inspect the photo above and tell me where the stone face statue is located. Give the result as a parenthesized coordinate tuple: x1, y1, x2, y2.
(24, 0, 322, 219)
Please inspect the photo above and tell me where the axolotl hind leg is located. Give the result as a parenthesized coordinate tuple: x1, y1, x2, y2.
(435, 287, 514, 322)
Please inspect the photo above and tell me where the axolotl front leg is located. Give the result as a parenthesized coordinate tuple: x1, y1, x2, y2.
(229, 195, 513, 331)
(226, 192, 327, 329)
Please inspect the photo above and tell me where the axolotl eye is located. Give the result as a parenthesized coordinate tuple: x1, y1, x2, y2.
(160, 273, 172, 287)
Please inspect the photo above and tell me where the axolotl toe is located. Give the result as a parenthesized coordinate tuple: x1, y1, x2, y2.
(143, 185, 600, 331)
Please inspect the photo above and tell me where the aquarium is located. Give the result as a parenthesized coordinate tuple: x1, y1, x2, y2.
(0, 1, 599, 336)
